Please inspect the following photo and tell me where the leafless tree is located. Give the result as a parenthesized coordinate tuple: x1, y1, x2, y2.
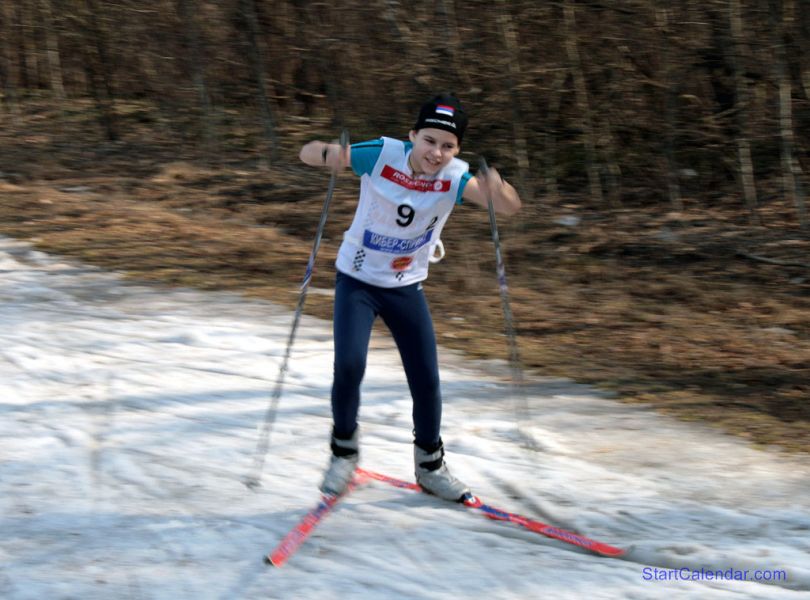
(728, 0, 760, 224)
(563, 1, 603, 205)
(40, 0, 65, 99)
(240, 0, 279, 161)
(769, 0, 807, 227)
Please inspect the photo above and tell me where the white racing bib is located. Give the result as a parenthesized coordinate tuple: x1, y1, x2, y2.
(336, 137, 468, 288)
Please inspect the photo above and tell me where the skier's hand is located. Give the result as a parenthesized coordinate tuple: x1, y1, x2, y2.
(299, 140, 350, 170)
(463, 164, 522, 216)
(323, 139, 351, 171)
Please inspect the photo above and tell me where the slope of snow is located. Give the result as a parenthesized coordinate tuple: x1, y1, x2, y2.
(1, 237, 807, 599)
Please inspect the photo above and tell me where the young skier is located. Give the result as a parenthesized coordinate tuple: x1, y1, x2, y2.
(299, 93, 521, 501)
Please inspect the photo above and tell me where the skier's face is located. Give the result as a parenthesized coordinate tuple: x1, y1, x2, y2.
(408, 128, 460, 176)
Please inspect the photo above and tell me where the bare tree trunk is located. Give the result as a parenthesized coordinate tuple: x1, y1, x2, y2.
(438, 0, 470, 91)
(176, 0, 216, 146)
(40, 0, 65, 99)
(79, 0, 118, 141)
(563, 1, 603, 205)
(20, 1, 40, 91)
(543, 70, 566, 203)
(241, 0, 279, 162)
(11, 3, 30, 93)
(32, 0, 51, 92)
(303, 4, 343, 127)
(770, 0, 807, 228)
(728, 0, 760, 225)
(496, 0, 534, 205)
(798, 0, 810, 101)
(656, 5, 683, 212)
(0, 1, 19, 111)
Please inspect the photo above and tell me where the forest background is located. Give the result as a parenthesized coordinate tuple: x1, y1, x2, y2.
(0, 0, 808, 452)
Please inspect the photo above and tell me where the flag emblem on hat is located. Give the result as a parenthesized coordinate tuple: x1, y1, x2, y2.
(435, 104, 455, 117)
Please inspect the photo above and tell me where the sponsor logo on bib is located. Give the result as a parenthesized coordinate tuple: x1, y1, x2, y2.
(363, 229, 434, 254)
(381, 165, 451, 193)
(390, 256, 414, 271)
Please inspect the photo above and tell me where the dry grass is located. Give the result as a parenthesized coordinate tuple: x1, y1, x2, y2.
(1, 101, 808, 453)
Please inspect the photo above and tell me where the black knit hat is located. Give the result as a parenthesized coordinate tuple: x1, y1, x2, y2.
(413, 93, 468, 144)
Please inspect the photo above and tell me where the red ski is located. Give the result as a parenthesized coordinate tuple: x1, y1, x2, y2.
(265, 473, 366, 567)
(356, 467, 625, 558)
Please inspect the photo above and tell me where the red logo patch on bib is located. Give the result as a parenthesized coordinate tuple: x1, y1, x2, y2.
(390, 256, 414, 271)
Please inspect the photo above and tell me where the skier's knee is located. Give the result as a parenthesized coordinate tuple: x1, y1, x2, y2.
(333, 356, 366, 388)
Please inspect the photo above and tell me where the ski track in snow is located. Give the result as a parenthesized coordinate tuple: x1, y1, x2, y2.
(1, 236, 808, 600)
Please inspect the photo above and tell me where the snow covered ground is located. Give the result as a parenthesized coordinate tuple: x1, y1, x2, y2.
(1, 236, 808, 599)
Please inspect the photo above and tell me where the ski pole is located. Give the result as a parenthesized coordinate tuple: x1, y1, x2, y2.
(245, 129, 350, 489)
(478, 157, 538, 451)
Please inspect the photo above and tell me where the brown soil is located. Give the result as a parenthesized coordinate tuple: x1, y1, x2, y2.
(2, 101, 808, 453)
